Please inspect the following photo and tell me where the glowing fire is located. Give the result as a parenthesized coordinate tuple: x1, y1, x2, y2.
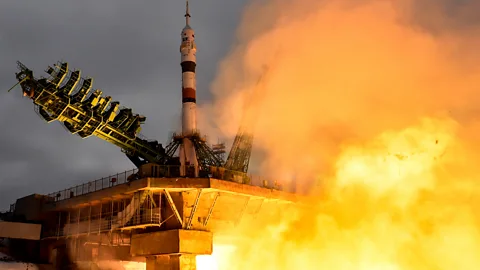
(196, 245, 236, 270)
(197, 255, 218, 270)
(197, 118, 480, 269)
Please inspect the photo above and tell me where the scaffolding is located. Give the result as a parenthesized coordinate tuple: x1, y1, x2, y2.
(46, 169, 138, 202)
(46, 165, 283, 203)
(44, 191, 161, 239)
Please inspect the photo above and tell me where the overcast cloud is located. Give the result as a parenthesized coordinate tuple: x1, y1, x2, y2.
(0, 0, 478, 210)
(0, 0, 246, 209)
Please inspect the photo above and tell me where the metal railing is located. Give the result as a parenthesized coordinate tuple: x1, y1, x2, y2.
(60, 211, 161, 237)
(137, 164, 284, 189)
(46, 169, 138, 202)
(42, 192, 161, 238)
(45, 165, 285, 203)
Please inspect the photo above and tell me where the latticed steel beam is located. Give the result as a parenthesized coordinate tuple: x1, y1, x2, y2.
(12, 60, 264, 177)
(224, 65, 273, 173)
(224, 130, 253, 173)
(13, 61, 171, 167)
(165, 139, 182, 157)
(203, 192, 219, 227)
(223, 53, 281, 174)
(185, 189, 202, 230)
(164, 190, 183, 227)
(191, 134, 224, 168)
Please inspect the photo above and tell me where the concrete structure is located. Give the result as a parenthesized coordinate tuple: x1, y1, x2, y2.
(4, 165, 298, 269)
(0, 221, 41, 240)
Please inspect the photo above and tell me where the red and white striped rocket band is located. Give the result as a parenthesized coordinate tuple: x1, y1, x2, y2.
(180, 1, 198, 134)
(181, 61, 196, 103)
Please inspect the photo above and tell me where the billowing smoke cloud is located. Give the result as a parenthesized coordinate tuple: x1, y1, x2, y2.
(197, 0, 480, 269)
(199, 0, 480, 191)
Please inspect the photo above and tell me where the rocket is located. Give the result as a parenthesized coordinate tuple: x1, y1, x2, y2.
(179, 0, 199, 176)
(180, 0, 197, 133)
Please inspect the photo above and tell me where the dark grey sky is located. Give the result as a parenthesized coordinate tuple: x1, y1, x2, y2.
(0, 0, 478, 210)
(0, 0, 246, 209)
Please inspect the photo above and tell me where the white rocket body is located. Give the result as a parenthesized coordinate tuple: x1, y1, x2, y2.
(180, 25, 197, 134)
(179, 2, 199, 177)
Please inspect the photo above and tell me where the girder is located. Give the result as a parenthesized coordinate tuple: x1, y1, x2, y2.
(224, 130, 253, 173)
(11, 60, 261, 178)
(224, 66, 271, 173)
(13, 61, 170, 167)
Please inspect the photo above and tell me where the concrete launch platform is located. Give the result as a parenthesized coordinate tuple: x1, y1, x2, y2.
(8, 169, 299, 269)
(46, 177, 296, 211)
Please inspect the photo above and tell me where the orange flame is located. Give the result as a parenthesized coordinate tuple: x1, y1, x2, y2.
(199, 117, 480, 269)
(196, 0, 480, 269)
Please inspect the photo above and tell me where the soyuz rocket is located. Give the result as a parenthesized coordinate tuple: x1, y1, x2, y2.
(179, 0, 199, 176)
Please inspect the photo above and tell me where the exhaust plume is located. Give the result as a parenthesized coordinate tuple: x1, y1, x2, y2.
(197, 0, 480, 269)
(200, 0, 480, 190)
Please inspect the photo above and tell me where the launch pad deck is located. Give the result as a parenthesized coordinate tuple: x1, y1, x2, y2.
(8, 173, 300, 269)
(22, 173, 300, 240)
(45, 177, 298, 211)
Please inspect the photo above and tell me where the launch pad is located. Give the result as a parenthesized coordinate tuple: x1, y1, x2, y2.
(1, 1, 300, 269)
(9, 167, 297, 269)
